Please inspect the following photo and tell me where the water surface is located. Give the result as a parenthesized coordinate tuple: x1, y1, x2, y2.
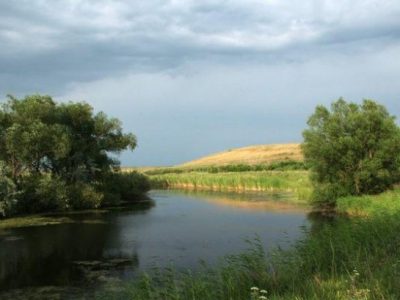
(0, 190, 309, 297)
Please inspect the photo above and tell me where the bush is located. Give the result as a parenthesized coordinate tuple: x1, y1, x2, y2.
(101, 172, 150, 205)
(2, 170, 151, 215)
(0, 175, 18, 217)
(311, 183, 349, 211)
(67, 182, 104, 209)
(16, 175, 69, 214)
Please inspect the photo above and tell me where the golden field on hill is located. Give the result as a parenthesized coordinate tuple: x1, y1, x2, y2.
(180, 143, 302, 167)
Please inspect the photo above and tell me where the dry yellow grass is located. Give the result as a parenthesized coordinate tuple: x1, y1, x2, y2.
(180, 143, 302, 167)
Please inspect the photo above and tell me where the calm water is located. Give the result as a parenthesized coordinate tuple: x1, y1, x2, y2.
(0, 190, 309, 297)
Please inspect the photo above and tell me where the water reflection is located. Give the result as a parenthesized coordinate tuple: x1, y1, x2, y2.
(169, 189, 308, 213)
(306, 210, 352, 235)
(0, 190, 309, 297)
(0, 203, 154, 292)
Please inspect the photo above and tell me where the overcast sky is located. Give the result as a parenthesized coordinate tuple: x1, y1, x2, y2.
(1, 0, 399, 166)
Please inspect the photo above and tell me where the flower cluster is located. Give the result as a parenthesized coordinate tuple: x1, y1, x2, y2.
(250, 286, 268, 300)
(346, 269, 370, 300)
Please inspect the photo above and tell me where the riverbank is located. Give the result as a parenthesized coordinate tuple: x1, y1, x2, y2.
(149, 170, 312, 203)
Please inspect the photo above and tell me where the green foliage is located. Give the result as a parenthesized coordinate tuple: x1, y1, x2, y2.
(16, 175, 69, 213)
(302, 98, 400, 209)
(0, 162, 18, 217)
(67, 182, 104, 209)
(0, 94, 148, 217)
(101, 172, 151, 206)
(336, 187, 400, 217)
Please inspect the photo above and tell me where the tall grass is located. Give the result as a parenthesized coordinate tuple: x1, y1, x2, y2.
(336, 187, 400, 217)
(149, 171, 311, 202)
(98, 212, 400, 299)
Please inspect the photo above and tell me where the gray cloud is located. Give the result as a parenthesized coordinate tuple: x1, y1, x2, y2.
(1, 0, 400, 164)
(1, 0, 399, 91)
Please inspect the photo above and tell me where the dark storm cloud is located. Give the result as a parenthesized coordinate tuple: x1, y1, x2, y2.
(1, 0, 400, 96)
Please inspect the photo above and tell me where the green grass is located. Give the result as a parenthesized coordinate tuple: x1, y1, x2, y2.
(336, 187, 400, 217)
(149, 171, 312, 202)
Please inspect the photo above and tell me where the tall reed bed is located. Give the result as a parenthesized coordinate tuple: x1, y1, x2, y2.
(149, 171, 311, 202)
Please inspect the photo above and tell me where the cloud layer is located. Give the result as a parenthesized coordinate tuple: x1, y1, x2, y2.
(1, 0, 400, 165)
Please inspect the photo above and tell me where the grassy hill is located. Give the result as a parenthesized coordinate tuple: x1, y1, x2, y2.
(180, 143, 303, 167)
(139, 143, 309, 199)
(124, 143, 304, 173)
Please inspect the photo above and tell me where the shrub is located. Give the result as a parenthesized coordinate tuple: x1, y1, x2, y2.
(67, 182, 104, 209)
(16, 175, 69, 214)
(101, 172, 150, 205)
(0, 175, 18, 217)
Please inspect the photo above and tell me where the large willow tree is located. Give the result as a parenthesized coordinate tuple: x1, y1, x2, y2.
(0, 95, 148, 217)
(302, 98, 400, 209)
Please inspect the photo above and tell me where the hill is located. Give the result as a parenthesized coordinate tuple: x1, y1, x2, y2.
(180, 143, 303, 167)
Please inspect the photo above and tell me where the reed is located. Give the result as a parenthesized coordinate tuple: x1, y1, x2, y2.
(149, 171, 312, 202)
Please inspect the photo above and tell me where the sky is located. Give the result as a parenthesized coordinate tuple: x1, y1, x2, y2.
(0, 0, 399, 166)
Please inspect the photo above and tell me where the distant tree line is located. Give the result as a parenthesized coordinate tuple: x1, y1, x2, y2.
(302, 98, 400, 210)
(0, 95, 149, 217)
(143, 160, 308, 176)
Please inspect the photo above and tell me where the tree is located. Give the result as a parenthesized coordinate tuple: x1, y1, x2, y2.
(302, 98, 400, 209)
(0, 94, 148, 217)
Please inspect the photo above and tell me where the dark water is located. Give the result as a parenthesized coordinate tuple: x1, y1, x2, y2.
(0, 190, 308, 296)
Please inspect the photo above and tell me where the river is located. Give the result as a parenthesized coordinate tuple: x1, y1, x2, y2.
(0, 189, 309, 298)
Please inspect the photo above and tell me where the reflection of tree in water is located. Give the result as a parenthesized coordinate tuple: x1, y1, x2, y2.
(0, 201, 154, 293)
(306, 211, 349, 232)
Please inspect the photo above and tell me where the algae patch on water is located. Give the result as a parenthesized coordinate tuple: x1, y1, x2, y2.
(0, 215, 75, 230)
